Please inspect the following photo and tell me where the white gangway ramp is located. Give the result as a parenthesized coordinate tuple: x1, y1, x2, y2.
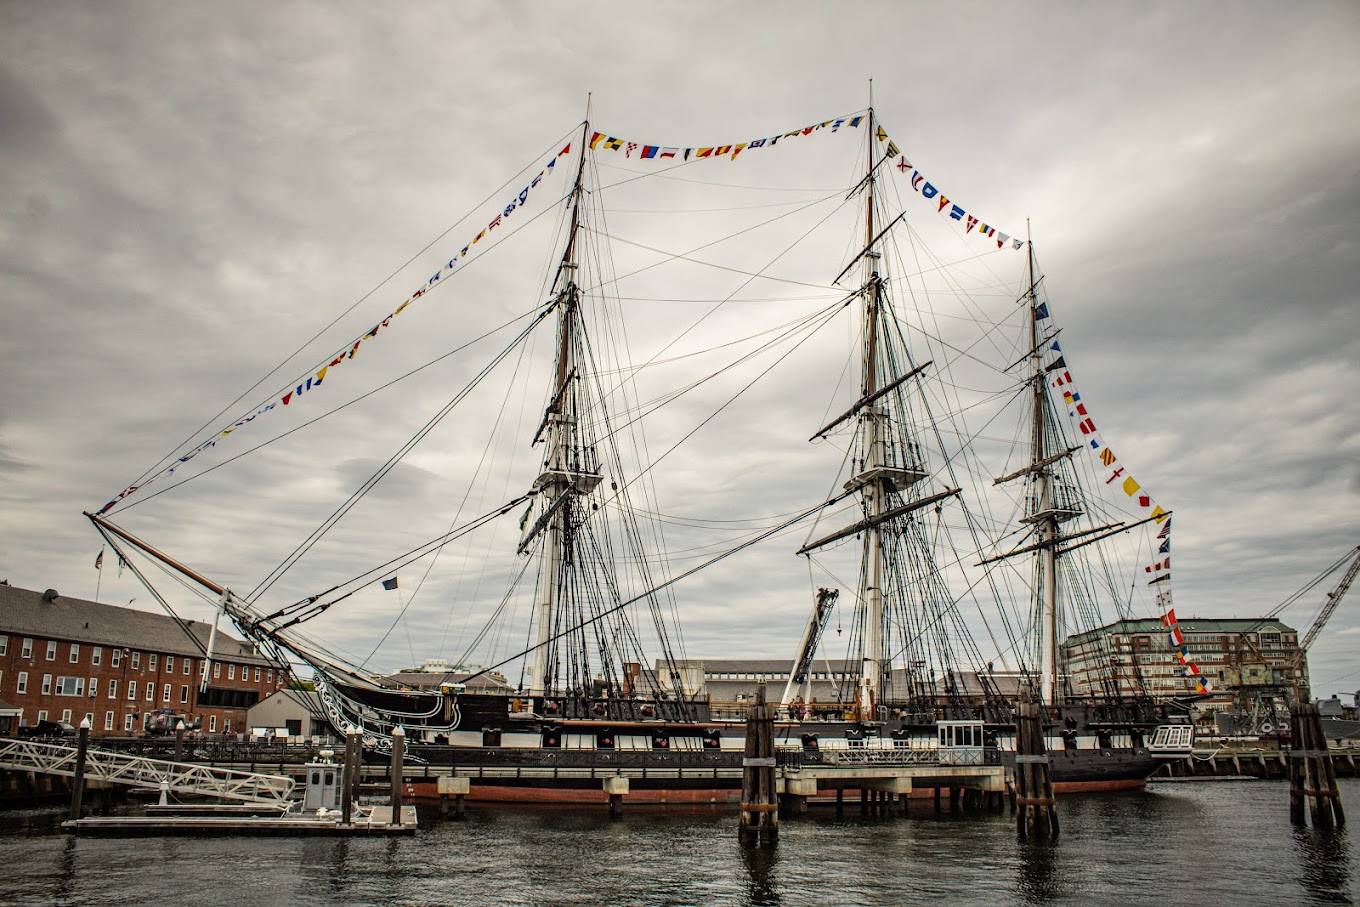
(0, 738, 295, 805)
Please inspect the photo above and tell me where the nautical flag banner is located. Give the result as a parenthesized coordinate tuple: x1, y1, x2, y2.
(1041, 318, 1205, 692)
(586, 113, 866, 165)
(94, 549, 103, 570)
(881, 129, 1021, 251)
(382, 577, 399, 591)
(96, 140, 578, 517)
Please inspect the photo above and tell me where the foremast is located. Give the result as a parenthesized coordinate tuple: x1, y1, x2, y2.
(526, 119, 600, 697)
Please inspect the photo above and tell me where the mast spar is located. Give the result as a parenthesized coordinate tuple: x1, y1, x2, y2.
(1025, 226, 1063, 705)
(528, 119, 595, 697)
(856, 106, 886, 719)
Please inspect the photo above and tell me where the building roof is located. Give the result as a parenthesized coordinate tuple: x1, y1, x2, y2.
(250, 687, 322, 712)
(1064, 616, 1297, 646)
(385, 670, 512, 692)
(661, 659, 859, 674)
(0, 583, 271, 666)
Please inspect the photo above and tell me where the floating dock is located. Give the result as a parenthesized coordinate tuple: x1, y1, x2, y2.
(61, 804, 417, 836)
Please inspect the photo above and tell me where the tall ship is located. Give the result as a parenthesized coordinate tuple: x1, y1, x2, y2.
(88, 104, 1194, 801)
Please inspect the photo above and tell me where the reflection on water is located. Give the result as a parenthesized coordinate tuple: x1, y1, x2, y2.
(1, 782, 1354, 906)
(740, 842, 781, 907)
(1295, 826, 1353, 903)
(1014, 840, 1063, 904)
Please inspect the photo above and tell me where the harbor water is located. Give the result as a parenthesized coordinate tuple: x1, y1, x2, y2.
(1, 779, 1356, 906)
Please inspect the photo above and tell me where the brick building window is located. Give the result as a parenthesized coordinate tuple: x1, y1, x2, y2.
(55, 676, 85, 696)
(111, 649, 121, 668)
(214, 663, 221, 679)
(42, 674, 52, 694)
(104, 711, 114, 731)
(229, 664, 236, 680)
(255, 667, 261, 682)
(209, 715, 218, 732)
(145, 684, 153, 702)
(183, 659, 191, 675)
(37, 710, 48, 722)
(89, 676, 97, 697)
(163, 684, 171, 702)
(16, 672, 27, 694)
(124, 714, 134, 732)
(92, 646, 102, 666)
(108, 679, 117, 699)
(46, 641, 57, 660)
(61, 709, 72, 723)
(0, 635, 6, 655)
(127, 681, 137, 701)
(131, 652, 140, 670)
(149, 654, 157, 671)
(70, 644, 80, 663)
(22, 638, 33, 658)
(166, 656, 173, 673)
(180, 685, 188, 704)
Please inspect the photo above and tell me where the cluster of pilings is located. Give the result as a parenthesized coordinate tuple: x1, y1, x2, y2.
(1289, 703, 1346, 828)
(1013, 699, 1058, 840)
(739, 685, 778, 846)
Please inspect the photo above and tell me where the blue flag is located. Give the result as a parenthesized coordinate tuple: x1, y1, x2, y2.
(382, 577, 398, 591)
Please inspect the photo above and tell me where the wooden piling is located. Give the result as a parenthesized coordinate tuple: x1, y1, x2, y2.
(1289, 703, 1346, 828)
(738, 684, 778, 846)
(341, 726, 359, 826)
(68, 719, 90, 822)
(388, 726, 405, 828)
(1014, 699, 1058, 840)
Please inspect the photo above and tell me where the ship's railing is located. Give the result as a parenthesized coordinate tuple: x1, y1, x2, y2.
(823, 748, 940, 766)
(0, 738, 295, 804)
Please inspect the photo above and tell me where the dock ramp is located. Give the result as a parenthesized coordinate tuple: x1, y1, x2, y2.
(0, 738, 295, 804)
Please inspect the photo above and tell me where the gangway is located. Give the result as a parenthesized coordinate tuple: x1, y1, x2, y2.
(0, 738, 295, 805)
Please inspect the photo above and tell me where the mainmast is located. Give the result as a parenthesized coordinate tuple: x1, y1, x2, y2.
(856, 107, 887, 719)
(527, 120, 598, 697)
(1023, 230, 1067, 705)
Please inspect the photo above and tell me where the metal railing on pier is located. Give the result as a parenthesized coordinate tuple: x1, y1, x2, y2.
(0, 738, 295, 804)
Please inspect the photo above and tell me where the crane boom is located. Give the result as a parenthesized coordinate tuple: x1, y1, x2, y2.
(781, 588, 839, 709)
(1298, 545, 1360, 658)
(1291, 545, 1360, 703)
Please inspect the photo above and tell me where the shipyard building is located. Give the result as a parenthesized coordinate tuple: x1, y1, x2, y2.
(1062, 616, 1302, 711)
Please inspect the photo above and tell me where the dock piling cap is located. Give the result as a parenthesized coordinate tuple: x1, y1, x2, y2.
(392, 726, 405, 737)
(80, 718, 91, 730)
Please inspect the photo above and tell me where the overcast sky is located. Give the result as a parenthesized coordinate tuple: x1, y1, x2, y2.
(2, 2, 1357, 697)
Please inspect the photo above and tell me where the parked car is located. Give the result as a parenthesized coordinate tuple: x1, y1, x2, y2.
(16, 719, 77, 738)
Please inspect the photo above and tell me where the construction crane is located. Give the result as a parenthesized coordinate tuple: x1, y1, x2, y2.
(1287, 544, 1360, 702)
(781, 587, 839, 711)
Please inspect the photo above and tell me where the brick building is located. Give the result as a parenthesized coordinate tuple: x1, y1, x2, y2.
(0, 583, 286, 736)
(1061, 616, 1301, 711)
